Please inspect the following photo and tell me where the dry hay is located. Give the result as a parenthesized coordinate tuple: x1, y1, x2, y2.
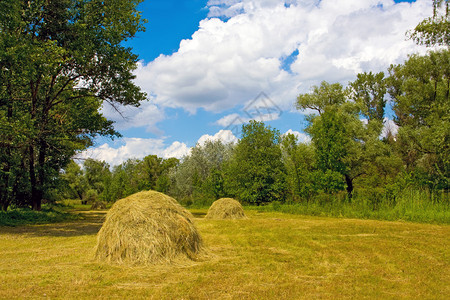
(90, 201, 107, 210)
(205, 198, 247, 220)
(94, 190, 205, 265)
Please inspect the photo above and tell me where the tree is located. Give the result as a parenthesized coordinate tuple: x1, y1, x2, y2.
(155, 157, 179, 194)
(83, 158, 112, 201)
(0, 0, 146, 210)
(296, 81, 346, 115)
(281, 133, 317, 201)
(387, 50, 450, 190)
(224, 121, 286, 205)
(60, 160, 87, 200)
(297, 81, 378, 199)
(348, 71, 387, 123)
(409, 0, 449, 47)
(170, 140, 232, 204)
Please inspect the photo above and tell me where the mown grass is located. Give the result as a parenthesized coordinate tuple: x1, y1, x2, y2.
(0, 209, 449, 299)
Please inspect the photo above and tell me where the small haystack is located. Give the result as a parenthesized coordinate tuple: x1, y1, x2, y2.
(90, 201, 107, 210)
(205, 198, 247, 219)
(94, 190, 205, 264)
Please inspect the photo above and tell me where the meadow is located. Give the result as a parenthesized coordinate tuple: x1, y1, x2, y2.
(0, 208, 449, 299)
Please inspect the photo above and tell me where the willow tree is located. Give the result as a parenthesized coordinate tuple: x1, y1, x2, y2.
(0, 0, 146, 210)
(388, 50, 450, 190)
(296, 81, 385, 199)
(409, 0, 449, 47)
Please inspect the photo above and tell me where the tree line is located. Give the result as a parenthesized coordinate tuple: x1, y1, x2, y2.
(60, 45, 449, 206)
(1, 0, 448, 210)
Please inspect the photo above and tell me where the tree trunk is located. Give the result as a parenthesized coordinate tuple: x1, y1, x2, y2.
(0, 81, 14, 211)
(1, 200, 9, 212)
(345, 174, 353, 201)
(29, 145, 42, 211)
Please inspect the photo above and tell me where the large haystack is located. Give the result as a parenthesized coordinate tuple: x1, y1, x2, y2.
(205, 198, 247, 220)
(94, 190, 204, 264)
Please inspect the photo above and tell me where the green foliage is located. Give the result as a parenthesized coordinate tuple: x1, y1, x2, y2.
(281, 133, 317, 201)
(61, 161, 87, 200)
(348, 71, 387, 122)
(0, 0, 147, 211)
(224, 121, 286, 205)
(388, 49, 450, 190)
(169, 140, 232, 205)
(297, 81, 370, 199)
(59, 155, 180, 204)
(83, 189, 98, 203)
(296, 81, 347, 115)
(409, 0, 449, 47)
(0, 206, 78, 227)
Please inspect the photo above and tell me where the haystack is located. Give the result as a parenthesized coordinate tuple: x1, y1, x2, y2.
(205, 198, 247, 219)
(94, 190, 204, 264)
(90, 201, 107, 210)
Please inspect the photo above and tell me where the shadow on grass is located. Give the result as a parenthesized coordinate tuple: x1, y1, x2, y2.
(191, 211, 207, 218)
(0, 211, 106, 237)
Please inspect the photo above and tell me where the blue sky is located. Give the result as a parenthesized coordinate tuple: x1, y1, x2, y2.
(81, 0, 429, 166)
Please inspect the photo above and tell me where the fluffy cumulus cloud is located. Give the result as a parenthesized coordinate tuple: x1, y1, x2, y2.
(283, 129, 311, 143)
(134, 0, 431, 117)
(197, 129, 239, 145)
(82, 1, 429, 164)
(77, 138, 191, 166)
(79, 130, 239, 166)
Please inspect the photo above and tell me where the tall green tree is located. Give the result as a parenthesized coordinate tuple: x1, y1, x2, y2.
(388, 50, 450, 189)
(297, 81, 380, 199)
(224, 121, 286, 205)
(0, 0, 146, 210)
(281, 133, 317, 201)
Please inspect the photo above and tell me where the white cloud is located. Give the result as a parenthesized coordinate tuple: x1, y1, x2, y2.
(283, 129, 311, 143)
(77, 130, 239, 166)
(101, 100, 165, 135)
(162, 141, 191, 159)
(77, 138, 190, 166)
(133, 0, 431, 119)
(381, 117, 399, 138)
(197, 129, 238, 145)
(216, 113, 244, 127)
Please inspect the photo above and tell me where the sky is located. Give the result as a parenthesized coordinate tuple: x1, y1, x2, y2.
(79, 0, 431, 166)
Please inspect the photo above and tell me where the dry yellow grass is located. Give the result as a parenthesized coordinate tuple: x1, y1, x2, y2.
(0, 209, 449, 299)
(94, 191, 205, 265)
(205, 198, 247, 219)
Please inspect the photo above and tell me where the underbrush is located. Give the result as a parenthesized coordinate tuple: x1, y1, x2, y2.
(0, 205, 79, 227)
(249, 189, 450, 224)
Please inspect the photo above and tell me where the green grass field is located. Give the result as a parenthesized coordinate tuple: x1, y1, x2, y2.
(0, 209, 449, 299)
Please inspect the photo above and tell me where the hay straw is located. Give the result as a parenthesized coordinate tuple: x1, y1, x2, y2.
(94, 191, 205, 265)
(90, 201, 106, 210)
(205, 198, 247, 220)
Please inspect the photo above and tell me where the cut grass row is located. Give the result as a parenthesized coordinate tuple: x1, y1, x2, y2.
(0, 209, 449, 299)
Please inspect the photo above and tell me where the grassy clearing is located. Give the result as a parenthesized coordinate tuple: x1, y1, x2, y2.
(0, 209, 449, 299)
